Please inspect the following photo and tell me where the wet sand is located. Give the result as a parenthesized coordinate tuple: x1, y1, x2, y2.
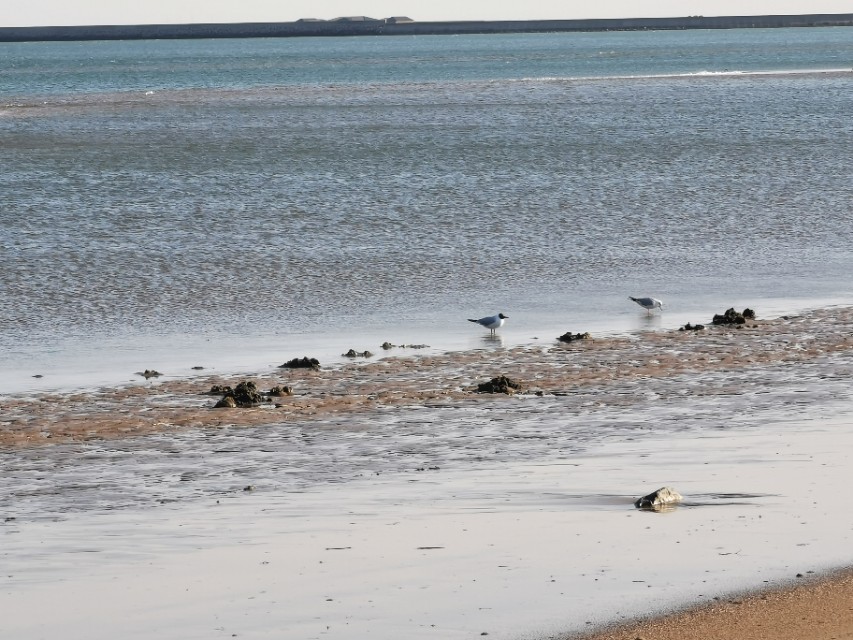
(3, 306, 853, 448)
(573, 568, 853, 640)
(3, 306, 853, 639)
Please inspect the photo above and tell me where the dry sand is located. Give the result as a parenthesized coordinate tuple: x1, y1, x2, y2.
(572, 569, 853, 640)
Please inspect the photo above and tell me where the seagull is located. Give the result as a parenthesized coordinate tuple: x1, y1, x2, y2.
(468, 312, 508, 334)
(629, 296, 663, 315)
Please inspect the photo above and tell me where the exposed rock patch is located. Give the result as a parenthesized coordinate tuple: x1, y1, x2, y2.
(712, 307, 756, 326)
(279, 357, 320, 370)
(381, 342, 430, 350)
(212, 380, 265, 408)
(214, 395, 238, 409)
(211, 381, 292, 407)
(679, 322, 705, 331)
(343, 349, 373, 358)
(558, 331, 592, 343)
(476, 376, 524, 394)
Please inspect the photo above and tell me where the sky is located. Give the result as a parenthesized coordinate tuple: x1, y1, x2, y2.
(2, 1, 852, 28)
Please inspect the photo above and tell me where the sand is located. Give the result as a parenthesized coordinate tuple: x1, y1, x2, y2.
(3, 306, 853, 448)
(572, 569, 853, 640)
(4, 306, 853, 639)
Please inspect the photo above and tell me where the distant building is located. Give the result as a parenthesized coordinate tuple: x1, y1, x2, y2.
(296, 18, 326, 22)
(385, 17, 415, 24)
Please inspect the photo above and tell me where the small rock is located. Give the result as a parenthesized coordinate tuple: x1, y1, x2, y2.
(679, 322, 705, 331)
(279, 357, 320, 370)
(476, 376, 524, 394)
(382, 342, 429, 349)
(214, 396, 237, 409)
(230, 380, 264, 407)
(139, 369, 162, 379)
(343, 349, 373, 358)
(209, 384, 233, 396)
(558, 331, 592, 343)
(634, 486, 683, 511)
(268, 385, 293, 397)
(712, 307, 756, 326)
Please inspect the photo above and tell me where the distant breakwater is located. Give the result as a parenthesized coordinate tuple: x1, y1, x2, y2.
(2, 13, 853, 43)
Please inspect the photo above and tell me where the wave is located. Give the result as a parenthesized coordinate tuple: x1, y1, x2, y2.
(517, 67, 853, 83)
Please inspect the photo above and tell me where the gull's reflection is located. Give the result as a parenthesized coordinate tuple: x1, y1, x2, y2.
(634, 313, 663, 330)
(481, 333, 505, 347)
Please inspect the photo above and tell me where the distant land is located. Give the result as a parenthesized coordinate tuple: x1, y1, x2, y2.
(1, 13, 852, 43)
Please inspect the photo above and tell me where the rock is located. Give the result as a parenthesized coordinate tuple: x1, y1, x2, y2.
(214, 396, 237, 409)
(712, 307, 756, 326)
(558, 331, 592, 343)
(476, 376, 524, 394)
(343, 349, 373, 358)
(212, 380, 264, 408)
(279, 356, 321, 370)
(380, 342, 430, 350)
(208, 384, 233, 396)
(634, 486, 684, 510)
(139, 369, 162, 379)
(191, 366, 205, 370)
(268, 385, 292, 397)
(679, 322, 705, 331)
(231, 381, 264, 407)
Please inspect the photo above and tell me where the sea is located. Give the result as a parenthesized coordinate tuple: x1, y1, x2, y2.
(2, 25, 853, 640)
(2, 27, 852, 393)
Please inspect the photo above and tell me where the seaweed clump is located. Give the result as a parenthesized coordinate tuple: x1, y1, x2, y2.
(679, 322, 705, 331)
(213, 380, 264, 408)
(279, 357, 321, 370)
(476, 376, 524, 395)
(712, 307, 756, 326)
(557, 331, 592, 343)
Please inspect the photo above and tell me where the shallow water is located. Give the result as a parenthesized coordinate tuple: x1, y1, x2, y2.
(2, 29, 853, 393)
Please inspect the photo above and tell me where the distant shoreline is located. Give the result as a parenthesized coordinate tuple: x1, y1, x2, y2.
(2, 13, 853, 43)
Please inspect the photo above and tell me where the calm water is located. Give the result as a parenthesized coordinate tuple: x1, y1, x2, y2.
(2, 28, 853, 392)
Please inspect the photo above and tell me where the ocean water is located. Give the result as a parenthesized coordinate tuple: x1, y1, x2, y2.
(2, 27, 853, 393)
(3, 28, 853, 640)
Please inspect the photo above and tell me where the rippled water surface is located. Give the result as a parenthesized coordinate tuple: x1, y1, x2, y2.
(1, 29, 852, 391)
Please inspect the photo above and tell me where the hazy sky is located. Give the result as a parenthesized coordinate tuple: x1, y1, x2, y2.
(3, 1, 852, 28)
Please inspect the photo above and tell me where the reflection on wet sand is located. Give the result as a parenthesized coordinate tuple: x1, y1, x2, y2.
(2, 305, 853, 521)
(3, 307, 853, 639)
(3, 306, 853, 450)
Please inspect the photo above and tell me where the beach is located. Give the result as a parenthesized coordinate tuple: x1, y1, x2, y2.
(3, 306, 853, 639)
(574, 569, 853, 640)
(5, 305, 853, 447)
(3, 27, 853, 639)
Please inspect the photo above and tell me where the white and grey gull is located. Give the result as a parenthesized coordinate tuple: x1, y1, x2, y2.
(468, 312, 508, 334)
(629, 296, 663, 314)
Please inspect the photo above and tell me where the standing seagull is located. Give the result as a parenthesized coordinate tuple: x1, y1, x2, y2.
(629, 296, 664, 315)
(468, 312, 508, 335)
